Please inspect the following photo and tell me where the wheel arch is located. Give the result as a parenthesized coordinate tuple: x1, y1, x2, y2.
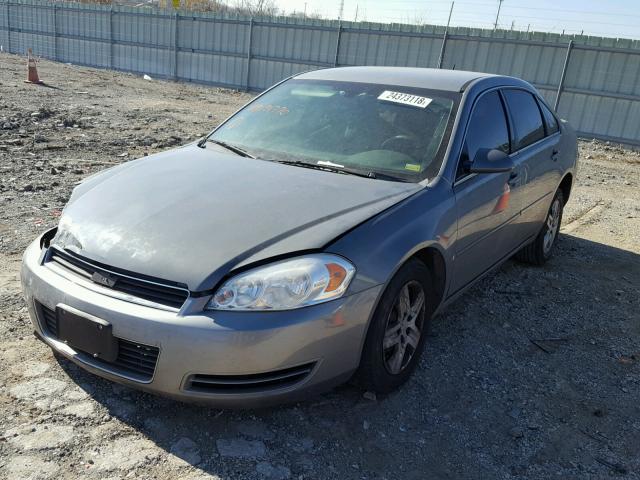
(352, 242, 450, 383)
(353, 241, 451, 363)
(559, 172, 573, 203)
(411, 246, 447, 312)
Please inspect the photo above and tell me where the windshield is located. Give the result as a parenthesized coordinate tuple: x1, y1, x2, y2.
(209, 79, 460, 182)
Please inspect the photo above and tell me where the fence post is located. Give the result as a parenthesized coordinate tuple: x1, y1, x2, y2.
(6, 1, 10, 54)
(109, 5, 114, 69)
(437, 32, 447, 69)
(244, 18, 253, 91)
(52, 3, 57, 60)
(173, 12, 179, 80)
(554, 40, 573, 111)
(333, 21, 342, 67)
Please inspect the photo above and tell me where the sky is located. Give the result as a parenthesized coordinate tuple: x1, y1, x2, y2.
(273, 0, 640, 39)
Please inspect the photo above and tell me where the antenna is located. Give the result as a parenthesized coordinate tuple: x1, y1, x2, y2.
(338, 0, 344, 20)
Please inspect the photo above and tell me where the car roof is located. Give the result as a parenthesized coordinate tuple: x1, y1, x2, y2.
(295, 66, 501, 92)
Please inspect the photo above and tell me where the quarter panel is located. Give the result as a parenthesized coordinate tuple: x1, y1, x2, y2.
(559, 121, 579, 175)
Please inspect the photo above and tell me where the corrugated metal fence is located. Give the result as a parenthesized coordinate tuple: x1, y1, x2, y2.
(1, 0, 640, 146)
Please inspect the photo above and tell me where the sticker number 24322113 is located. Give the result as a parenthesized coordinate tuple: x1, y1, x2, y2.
(377, 90, 433, 109)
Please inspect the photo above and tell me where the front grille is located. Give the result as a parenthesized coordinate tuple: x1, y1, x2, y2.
(185, 363, 315, 394)
(37, 302, 159, 382)
(46, 247, 189, 309)
(110, 339, 159, 380)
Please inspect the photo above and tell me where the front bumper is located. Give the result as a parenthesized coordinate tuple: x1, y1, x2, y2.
(20, 236, 381, 407)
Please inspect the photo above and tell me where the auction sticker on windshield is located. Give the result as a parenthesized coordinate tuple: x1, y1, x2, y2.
(377, 91, 432, 108)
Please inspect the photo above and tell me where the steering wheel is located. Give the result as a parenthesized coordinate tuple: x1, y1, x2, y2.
(380, 134, 417, 154)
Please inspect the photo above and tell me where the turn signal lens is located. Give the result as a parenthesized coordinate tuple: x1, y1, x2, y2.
(325, 263, 348, 292)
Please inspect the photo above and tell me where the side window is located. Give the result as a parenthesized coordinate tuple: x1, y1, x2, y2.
(538, 100, 559, 135)
(458, 91, 510, 178)
(502, 89, 545, 150)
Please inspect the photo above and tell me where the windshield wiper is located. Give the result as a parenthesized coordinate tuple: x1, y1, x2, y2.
(198, 138, 254, 158)
(274, 159, 373, 178)
(273, 159, 408, 182)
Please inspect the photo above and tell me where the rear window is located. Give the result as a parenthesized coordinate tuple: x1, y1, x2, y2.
(538, 100, 560, 135)
(502, 89, 545, 150)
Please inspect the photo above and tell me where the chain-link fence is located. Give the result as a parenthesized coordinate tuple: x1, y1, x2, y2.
(1, 0, 639, 146)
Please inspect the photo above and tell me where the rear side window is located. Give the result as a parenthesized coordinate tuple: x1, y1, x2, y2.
(502, 89, 545, 150)
(459, 91, 510, 177)
(538, 100, 559, 135)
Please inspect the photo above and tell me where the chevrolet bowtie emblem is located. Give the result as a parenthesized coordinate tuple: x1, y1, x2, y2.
(91, 271, 117, 288)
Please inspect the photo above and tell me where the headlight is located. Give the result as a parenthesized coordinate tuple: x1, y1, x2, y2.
(207, 254, 355, 311)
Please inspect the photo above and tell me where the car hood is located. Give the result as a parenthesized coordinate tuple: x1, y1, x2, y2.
(53, 145, 421, 291)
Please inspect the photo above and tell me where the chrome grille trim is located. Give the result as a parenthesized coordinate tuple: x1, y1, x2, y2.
(45, 247, 189, 310)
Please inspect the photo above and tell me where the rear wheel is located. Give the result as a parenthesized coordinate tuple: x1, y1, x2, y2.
(357, 259, 436, 393)
(515, 189, 564, 265)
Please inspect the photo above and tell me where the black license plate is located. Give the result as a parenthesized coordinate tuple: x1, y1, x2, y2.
(56, 306, 118, 362)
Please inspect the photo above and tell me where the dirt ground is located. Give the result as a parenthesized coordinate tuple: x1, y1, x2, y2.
(1, 53, 639, 480)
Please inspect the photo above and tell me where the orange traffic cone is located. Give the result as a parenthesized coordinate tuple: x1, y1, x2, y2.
(25, 48, 44, 84)
(492, 183, 511, 214)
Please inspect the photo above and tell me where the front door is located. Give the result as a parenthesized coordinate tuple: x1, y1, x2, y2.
(451, 90, 525, 294)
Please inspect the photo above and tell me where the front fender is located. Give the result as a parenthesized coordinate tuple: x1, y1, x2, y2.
(325, 179, 457, 361)
(326, 179, 457, 300)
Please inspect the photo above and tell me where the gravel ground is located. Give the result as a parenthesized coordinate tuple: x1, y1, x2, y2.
(1, 53, 639, 480)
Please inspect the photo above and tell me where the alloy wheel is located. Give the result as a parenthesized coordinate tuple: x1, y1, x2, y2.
(382, 280, 426, 375)
(543, 198, 561, 254)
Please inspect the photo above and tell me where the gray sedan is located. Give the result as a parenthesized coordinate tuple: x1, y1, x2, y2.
(21, 67, 577, 406)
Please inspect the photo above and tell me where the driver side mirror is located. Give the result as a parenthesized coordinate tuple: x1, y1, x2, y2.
(468, 148, 514, 174)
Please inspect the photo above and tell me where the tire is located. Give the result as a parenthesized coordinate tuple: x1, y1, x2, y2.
(356, 258, 436, 393)
(515, 189, 564, 266)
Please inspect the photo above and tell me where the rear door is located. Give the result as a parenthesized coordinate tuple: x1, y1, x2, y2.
(501, 89, 562, 238)
(451, 90, 525, 294)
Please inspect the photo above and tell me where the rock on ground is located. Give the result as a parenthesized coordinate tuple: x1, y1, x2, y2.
(88, 436, 162, 472)
(216, 438, 267, 459)
(5, 455, 59, 480)
(9, 378, 68, 401)
(5, 424, 74, 451)
(256, 461, 292, 479)
(168, 437, 201, 466)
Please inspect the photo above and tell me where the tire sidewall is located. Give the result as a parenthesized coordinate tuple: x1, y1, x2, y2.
(540, 189, 564, 261)
(360, 259, 436, 392)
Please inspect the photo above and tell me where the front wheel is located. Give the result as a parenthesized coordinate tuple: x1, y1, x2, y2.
(356, 259, 436, 393)
(515, 189, 564, 265)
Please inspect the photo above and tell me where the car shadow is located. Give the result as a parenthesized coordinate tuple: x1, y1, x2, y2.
(54, 233, 640, 479)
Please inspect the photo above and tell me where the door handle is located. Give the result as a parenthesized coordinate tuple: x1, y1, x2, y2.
(551, 149, 560, 161)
